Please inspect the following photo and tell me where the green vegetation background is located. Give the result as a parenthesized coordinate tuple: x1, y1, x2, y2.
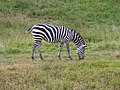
(0, 0, 120, 89)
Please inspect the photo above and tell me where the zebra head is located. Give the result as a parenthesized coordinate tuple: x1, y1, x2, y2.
(76, 44, 86, 59)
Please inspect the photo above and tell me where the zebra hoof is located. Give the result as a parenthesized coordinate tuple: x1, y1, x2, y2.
(40, 58, 43, 60)
(32, 57, 34, 60)
(69, 56, 72, 60)
(59, 57, 61, 60)
(58, 56, 61, 60)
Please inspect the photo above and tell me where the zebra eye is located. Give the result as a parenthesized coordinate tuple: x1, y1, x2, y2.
(83, 45, 86, 47)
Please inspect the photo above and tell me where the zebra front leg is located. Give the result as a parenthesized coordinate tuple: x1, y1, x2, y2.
(58, 43, 64, 60)
(37, 44, 43, 60)
(65, 42, 72, 60)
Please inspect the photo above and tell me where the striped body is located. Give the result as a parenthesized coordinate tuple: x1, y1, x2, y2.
(31, 24, 73, 44)
(28, 24, 86, 60)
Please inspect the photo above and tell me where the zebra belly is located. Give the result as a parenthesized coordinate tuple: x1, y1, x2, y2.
(44, 37, 66, 43)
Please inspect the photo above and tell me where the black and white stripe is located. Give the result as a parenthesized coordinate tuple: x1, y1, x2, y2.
(27, 24, 86, 60)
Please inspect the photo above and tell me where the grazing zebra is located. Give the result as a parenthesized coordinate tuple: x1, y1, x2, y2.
(27, 24, 86, 60)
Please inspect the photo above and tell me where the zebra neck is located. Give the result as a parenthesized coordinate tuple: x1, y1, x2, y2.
(72, 31, 85, 48)
(68, 30, 74, 41)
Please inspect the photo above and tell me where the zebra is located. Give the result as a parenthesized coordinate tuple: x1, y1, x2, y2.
(27, 24, 86, 60)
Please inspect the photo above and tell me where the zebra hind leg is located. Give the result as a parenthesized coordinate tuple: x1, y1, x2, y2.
(58, 43, 64, 60)
(37, 45, 43, 60)
(31, 44, 37, 60)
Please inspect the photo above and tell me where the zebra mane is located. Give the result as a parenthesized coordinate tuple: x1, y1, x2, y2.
(72, 30, 85, 47)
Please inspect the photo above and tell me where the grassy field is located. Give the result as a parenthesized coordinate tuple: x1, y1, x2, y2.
(0, 0, 120, 89)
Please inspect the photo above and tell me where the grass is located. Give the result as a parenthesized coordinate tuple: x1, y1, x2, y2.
(0, 0, 120, 89)
(1, 59, 120, 89)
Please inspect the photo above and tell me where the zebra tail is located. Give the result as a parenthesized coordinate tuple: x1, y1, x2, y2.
(25, 28, 32, 34)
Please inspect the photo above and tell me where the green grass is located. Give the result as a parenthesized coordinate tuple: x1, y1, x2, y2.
(1, 60, 120, 89)
(0, 0, 120, 89)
